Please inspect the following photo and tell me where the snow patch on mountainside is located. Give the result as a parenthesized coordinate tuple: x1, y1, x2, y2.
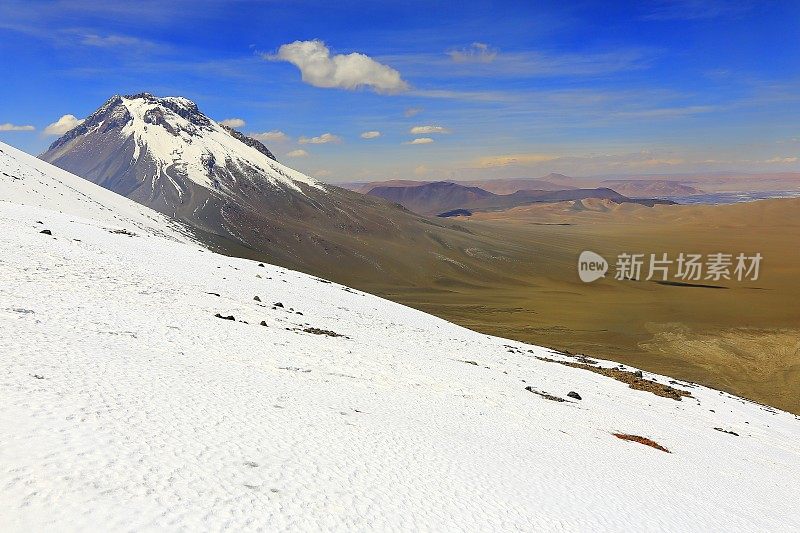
(117, 94, 323, 194)
(2, 144, 800, 531)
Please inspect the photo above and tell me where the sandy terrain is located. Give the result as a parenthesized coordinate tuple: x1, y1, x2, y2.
(364, 198, 800, 414)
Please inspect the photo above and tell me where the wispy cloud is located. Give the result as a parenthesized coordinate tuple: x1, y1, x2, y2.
(463, 150, 701, 178)
(611, 105, 719, 119)
(383, 47, 654, 79)
(411, 86, 725, 131)
(0, 0, 227, 27)
(0, 122, 35, 132)
(219, 117, 245, 128)
(642, 0, 753, 21)
(0, 20, 162, 53)
(448, 42, 498, 63)
(298, 132, 342, 144)
(360, 131, 381, 139)
(266, 39, 409, 94)
(286, 149, 309, 158)
(404, 137, 434, 145)
(409, 125, 450, 134)
(411, 89, 520, 102)
(763, 156, 799, 164)
(475, 153, 558, 167)
(404, 107, 423, 117)
(78, 32, 156, 49)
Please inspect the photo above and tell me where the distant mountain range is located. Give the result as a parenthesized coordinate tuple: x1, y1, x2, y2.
(343, 175, 577, 195)
(362, 181, 674, 216)
(340, 174, 710, 198)
(341, 172, 800, 203)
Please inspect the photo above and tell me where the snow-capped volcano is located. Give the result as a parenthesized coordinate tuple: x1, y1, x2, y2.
(39, 93, 557, 293)
(42, 93, 320, 205)
(3, 140, 800, 531)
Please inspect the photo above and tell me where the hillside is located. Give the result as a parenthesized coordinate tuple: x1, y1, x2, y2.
(367, 181, 494, 215)
(601, 179, 704, 197)
(3, 142, 800, 531)
(458, 174, 577, 194)
(5, 135, 800, 532)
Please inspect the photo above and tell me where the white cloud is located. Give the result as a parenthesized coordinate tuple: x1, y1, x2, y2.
(43, 114, 83, 135)
(313, 169, 333, 178)
(764, 156, 799, 164)
(448, 42, 498, 63)
(220, 118, 245, 128)
(298, 132, 342, 145)
(409, 125, 450, 135)
(405, 138, 434, 145)
(360, 131, 381, 139)
(404, 107, 423, 117)
(0, 123, 35, 132)
(267, 39, 409, 94)
(251, 130, 289, 142)
(286, 149, 309, 158)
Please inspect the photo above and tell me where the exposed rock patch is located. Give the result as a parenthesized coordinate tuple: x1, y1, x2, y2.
(613, 433, 670, 453)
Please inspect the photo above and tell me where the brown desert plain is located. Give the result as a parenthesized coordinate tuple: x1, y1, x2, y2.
(356, 197, 800, 414)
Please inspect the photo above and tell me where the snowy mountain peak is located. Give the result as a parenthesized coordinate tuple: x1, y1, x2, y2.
(120, 92, 214, 134)
(42, 93, 323, 210)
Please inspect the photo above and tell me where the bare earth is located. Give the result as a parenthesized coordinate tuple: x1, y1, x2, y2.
(361, 198, 800, 414)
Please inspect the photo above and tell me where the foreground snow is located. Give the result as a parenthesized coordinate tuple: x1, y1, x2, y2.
(1, 143, 800, 531)
(0, 142, 189, 241)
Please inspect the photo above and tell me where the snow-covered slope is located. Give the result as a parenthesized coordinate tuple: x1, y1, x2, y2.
(2, 143, 800, 531)
(0, 141, 188, 241)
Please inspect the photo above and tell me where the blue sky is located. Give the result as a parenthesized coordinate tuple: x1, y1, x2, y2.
(1, 0, 798, 182)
